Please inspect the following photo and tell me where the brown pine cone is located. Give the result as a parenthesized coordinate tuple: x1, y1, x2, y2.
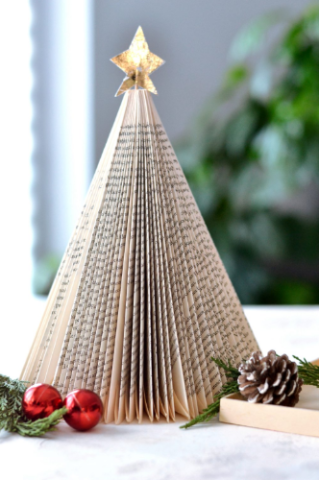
(238, 350, 303, 406)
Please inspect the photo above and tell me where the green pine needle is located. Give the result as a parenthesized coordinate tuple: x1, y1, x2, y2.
(0, 374, 29, 433)
(293, 356, 319, 388)
(0, 374, 67, 437)
(180, 379, 239, 429)
(12, 407, 68, 437)
(180, 357, 240, 429)
(210, 356, 240, 380)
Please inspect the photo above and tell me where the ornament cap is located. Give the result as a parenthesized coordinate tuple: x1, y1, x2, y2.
(111, 26, 164, 96)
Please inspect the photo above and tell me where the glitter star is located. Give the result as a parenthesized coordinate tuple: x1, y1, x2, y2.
(111, 26, 164, 96)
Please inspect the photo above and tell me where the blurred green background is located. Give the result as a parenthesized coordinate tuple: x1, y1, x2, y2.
(34, 5, 319, 305)
(176, 5, 319, 305)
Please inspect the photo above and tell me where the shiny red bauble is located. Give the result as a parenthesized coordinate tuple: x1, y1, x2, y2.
(22, 384, 63, 421)
(63, 389, 103, 431)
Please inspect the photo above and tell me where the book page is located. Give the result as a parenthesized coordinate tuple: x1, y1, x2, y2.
(20, 89, 259, 423)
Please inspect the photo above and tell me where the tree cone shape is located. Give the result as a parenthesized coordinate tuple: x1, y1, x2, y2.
(21, 90, 259, 423)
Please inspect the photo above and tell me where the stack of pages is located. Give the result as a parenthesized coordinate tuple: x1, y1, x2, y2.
(21, 90, 259, 423)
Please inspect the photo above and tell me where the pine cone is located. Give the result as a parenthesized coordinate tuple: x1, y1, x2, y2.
(238, 350, 303, 406)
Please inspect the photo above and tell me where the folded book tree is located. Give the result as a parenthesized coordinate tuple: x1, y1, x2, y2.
(21, 27, 259, 424)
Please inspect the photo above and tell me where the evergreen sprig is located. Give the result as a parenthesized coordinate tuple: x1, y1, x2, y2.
(181, 353, 319, 429)
(11, 407, 68, 437)
(293, 356, 319, 388)
(0, 374, 67, 437)
(0, 374, 29, 432)
(180, 357, 240, 429)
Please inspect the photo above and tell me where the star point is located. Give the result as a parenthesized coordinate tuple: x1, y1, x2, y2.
(111, 26, 164, 97)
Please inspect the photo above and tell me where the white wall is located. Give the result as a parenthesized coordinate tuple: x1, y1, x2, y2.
(0, 2, 33, 293)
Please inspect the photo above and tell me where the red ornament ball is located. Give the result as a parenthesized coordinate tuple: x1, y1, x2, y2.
(63, 389, 103, 431)
(22, 384, 63, 421)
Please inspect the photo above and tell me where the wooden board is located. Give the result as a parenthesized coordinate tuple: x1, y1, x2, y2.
(220, 384, 319, 437)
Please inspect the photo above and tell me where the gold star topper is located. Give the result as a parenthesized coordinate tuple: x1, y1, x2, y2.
(111, 26, 164, 97)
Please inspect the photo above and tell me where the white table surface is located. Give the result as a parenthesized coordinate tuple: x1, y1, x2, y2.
(1, 298, 319, 480)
